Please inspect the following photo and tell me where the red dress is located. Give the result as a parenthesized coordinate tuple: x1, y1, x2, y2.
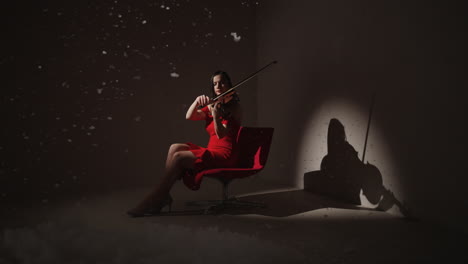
(183, 106, 241, 190)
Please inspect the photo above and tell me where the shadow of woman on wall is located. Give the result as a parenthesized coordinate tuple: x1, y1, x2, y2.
(303, 118, 411, 217)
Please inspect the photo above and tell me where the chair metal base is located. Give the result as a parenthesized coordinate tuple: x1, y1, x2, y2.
(185, 177, 266, 214)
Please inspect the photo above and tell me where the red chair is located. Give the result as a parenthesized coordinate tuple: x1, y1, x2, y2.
(186, 127, 274, 212)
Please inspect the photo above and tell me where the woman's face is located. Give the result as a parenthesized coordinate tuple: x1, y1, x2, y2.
(212, 74, 230, 96)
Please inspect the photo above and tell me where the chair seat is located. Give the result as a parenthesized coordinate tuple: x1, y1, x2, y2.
(187, 126, 274, 213)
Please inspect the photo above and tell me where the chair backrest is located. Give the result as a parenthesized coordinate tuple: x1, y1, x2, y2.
(236, 127, 274, 169)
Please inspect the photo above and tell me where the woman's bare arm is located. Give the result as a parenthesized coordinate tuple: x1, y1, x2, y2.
(186, 95, 210, 120)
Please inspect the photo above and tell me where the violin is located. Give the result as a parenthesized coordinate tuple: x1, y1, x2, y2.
(198, 60, 278, 109)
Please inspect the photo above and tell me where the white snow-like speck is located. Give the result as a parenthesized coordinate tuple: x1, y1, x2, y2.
(170, 72, 180, 78)
(67, 139, 72, 143)
(97, 88, 103, 94)
(142, 20, 147, 24)
(89, 126, 95, 130)
(160, 5, 165, 8)
(102, 50, 107, 55)
(38, 65, 42, 69)
(204, 8, 212, 19)
(230, 32, 241, 42)
(107, 116, 113, 120)
(166, 6, 170, 10)
(134, 116, 141, 122)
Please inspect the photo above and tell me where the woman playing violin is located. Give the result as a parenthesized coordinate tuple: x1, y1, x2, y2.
(127, 71, 242, 216)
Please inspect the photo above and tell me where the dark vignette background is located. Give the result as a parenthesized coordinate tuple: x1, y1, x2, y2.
(1, 0, 468, 234)
(1, 0, 259, 209)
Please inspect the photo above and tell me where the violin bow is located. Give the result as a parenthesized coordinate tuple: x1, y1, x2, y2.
(362, 92, 376, 163)
(199, 60, 278, 108)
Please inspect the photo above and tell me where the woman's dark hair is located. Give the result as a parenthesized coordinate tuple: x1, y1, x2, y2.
(209, 70, 240, 118)
(209, 71, 232, 97)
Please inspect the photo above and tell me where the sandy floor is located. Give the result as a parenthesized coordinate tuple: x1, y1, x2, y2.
(1, 182, 467, 264)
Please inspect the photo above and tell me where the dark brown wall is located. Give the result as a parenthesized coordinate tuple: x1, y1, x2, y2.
(256, 0, 467, 229)
(4, 0, 467, 231)
(1, 1, 257, 206)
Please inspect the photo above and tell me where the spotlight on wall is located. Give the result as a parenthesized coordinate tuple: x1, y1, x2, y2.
(297, 97, 404, 216)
